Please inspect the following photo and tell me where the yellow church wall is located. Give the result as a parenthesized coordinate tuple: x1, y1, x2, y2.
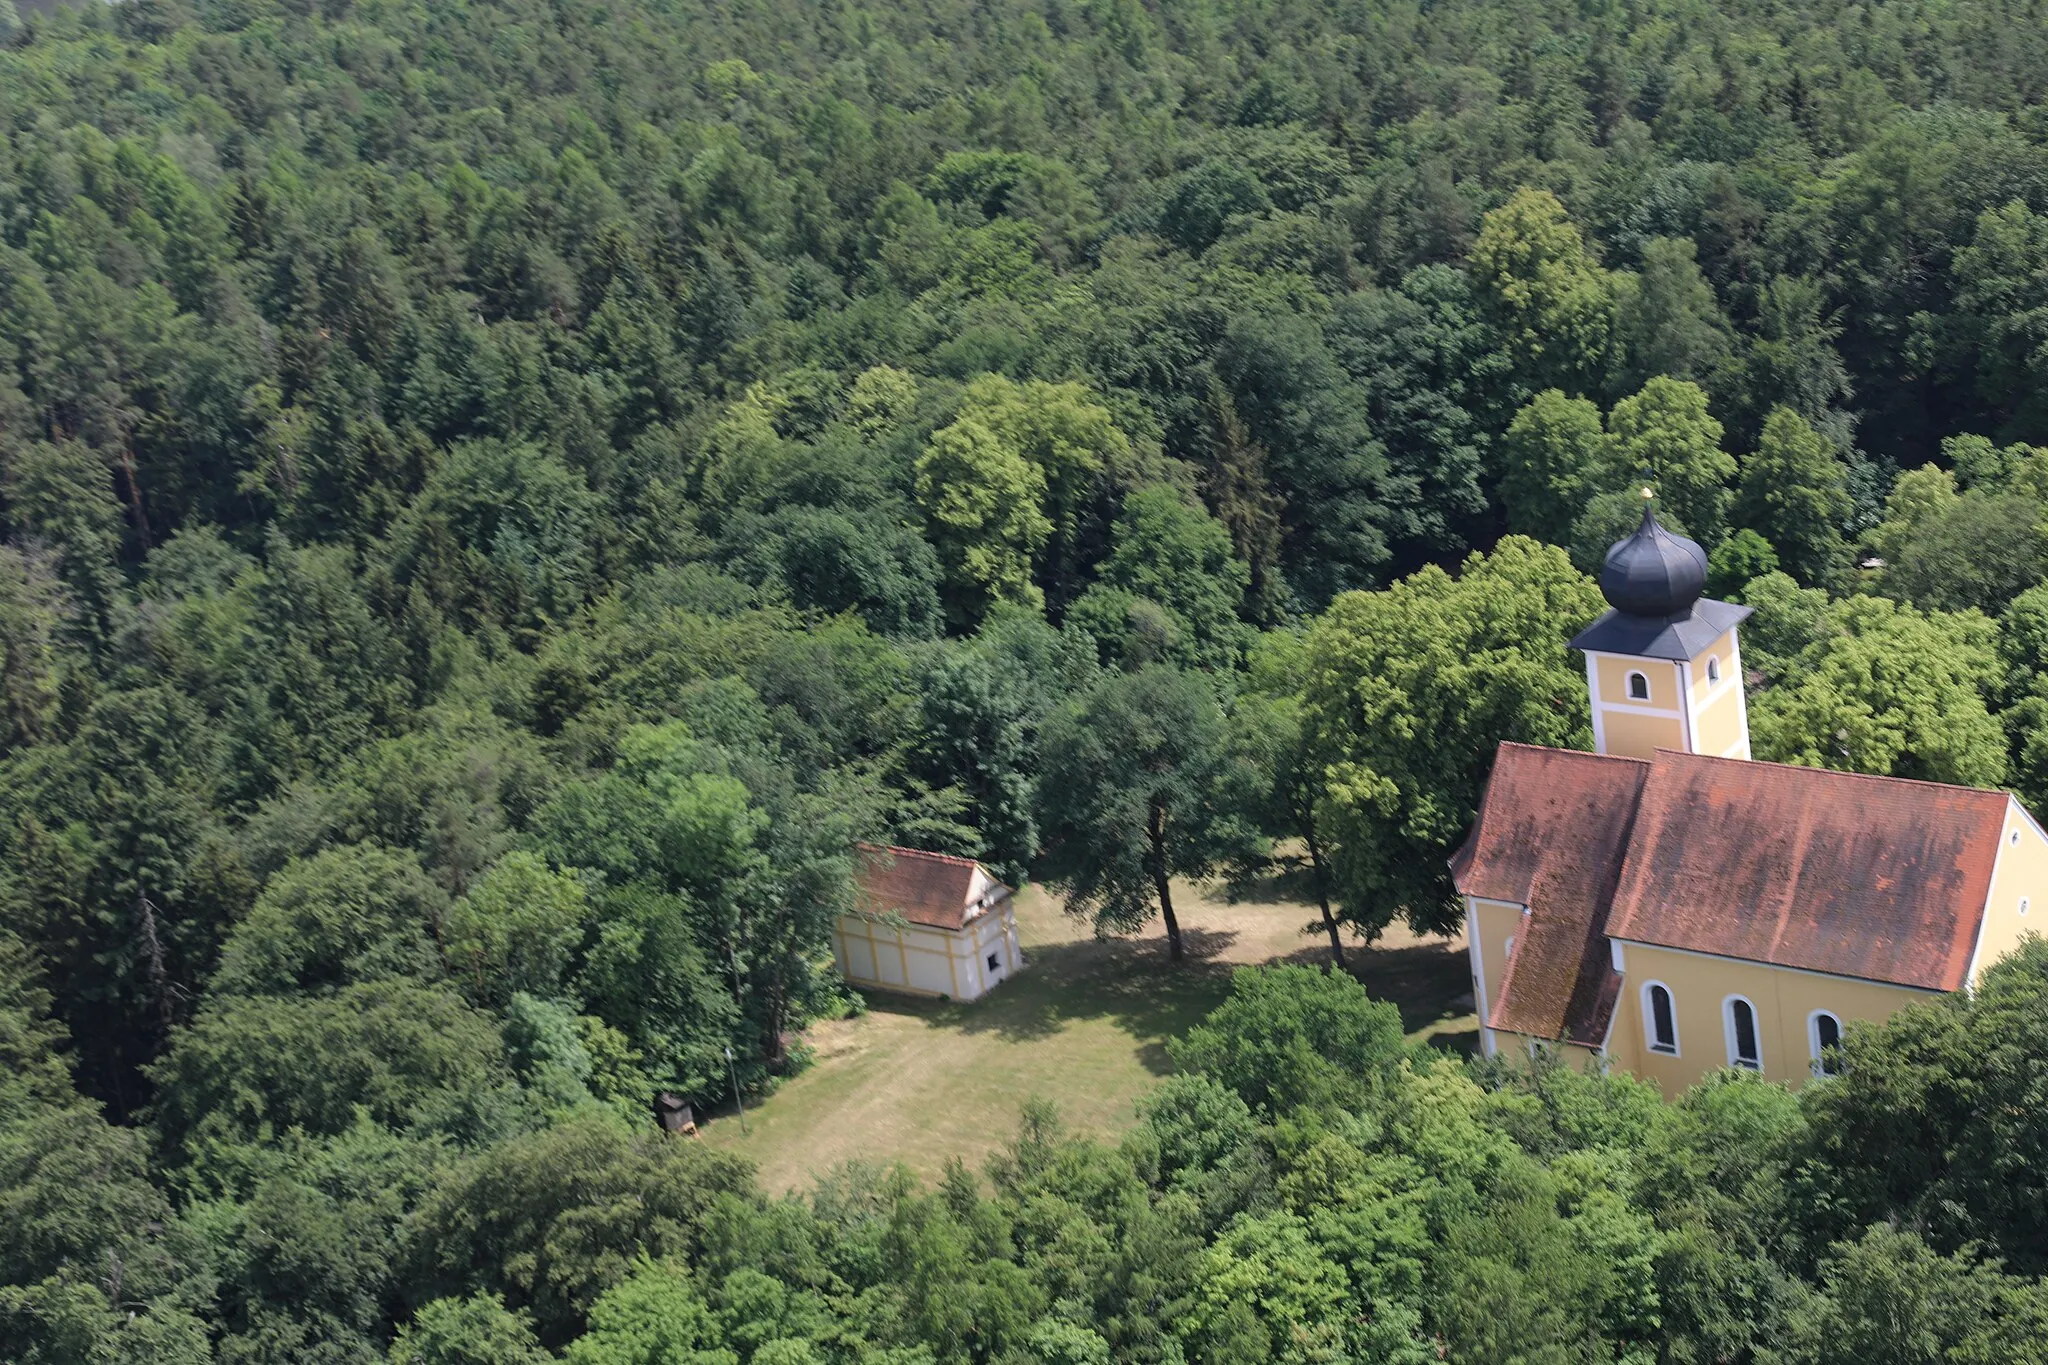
(1465, 896, 1524, 1054)
(1969, 797, 2048, 985)
(1608, 941, 1935, 1093)
(1692, 687, 1746, 758)
(1593, 653, 1681, 709)
(1685, 629, 1737, 705)
(1598, 708, 1687, 761)
(1485, 1034, 1604, 1070)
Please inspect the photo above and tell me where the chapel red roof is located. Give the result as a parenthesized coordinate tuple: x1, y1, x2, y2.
(854, 844, 1009, 931)
(1451, 745, 2018, 1042)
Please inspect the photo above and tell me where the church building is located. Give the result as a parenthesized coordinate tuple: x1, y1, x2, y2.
(1452, 497, 2048, 1090)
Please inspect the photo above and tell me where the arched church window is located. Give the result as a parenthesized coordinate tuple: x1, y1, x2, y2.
(1725, 996, 1762, 1071)
(1627, 671, 1650, 701)
(1706, 656, 1721, 683)
(1809, 1010, 1843, 1077)
(1644, 982, 1678, 1055)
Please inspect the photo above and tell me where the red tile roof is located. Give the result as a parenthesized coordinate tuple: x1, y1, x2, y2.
(1607, 753, 2008, 991)
(1452, 745, 2017, 1042)
(854, 844, 1010, 931)
(1454, 745, 1650, 1044)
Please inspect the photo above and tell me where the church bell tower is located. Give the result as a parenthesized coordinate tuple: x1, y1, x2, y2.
(1570, 491, 1753, 761)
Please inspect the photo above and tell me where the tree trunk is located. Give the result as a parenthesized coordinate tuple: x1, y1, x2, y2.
(115, 443, 153, 551)
(1148, 801, 1184, 963)
(136, 892, 175, 1035)
(1305, 824, 1345, 971)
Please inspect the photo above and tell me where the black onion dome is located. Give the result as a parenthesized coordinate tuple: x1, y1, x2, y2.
(1599, 499, 1707, 618)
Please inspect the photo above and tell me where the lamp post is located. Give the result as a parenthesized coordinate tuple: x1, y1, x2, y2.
(725, 1044, 748, 1134)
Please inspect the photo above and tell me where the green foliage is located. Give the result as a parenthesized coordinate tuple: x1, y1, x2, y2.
(1498, 389, 1613, 538)
(1707, 528, 1781, 599)
(916, 376, 1133, 625)
(1035, 665, 1262, 958)
(1795, 940, 2048, 1275)
(12, 0, 2048, 1357)
(561, 1261, 735, 1365)
(1470, 189, 1616, 395)
(906, 640, 1041, 882)
(0, 1104, 214, 1364)
(147, 980, 513, 1160)
(212, 842, 446, 997)
(1779, 1226, 2048, 1365)
(1607, 377, 1735, 545)
(1218, 310, 1392, 606)
(1737, 408, 1852, 587)
(409, 1117, 757, 1345)
(444, 852, 593, 1008)
(915, 415, 1053, 623)
(1300, 538, 1603, 934)
(1170, 965, 1405, 1116)
(1750, 593, 2007, 786)
(392, 1294, 552, 1365)
(1954, 200, 2048, 443)
(1867, 462, 2048, 615)
(1066, 488, 1252, 673)
(1611, 236, 1733, 393)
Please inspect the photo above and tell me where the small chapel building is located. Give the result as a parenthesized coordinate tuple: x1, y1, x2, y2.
(1453, 498, 2048, 1090)
(833, 844, 1025, 1002)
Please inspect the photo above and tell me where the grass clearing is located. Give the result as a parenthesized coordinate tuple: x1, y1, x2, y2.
(702, 883, 1474, 1192)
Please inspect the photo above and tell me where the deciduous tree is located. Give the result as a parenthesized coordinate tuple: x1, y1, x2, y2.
(1036, 666, 1262, 961)
(1300, 538, 1602, 935)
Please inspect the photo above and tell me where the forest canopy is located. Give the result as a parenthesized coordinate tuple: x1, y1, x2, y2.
(12, 0, 2048, 1357)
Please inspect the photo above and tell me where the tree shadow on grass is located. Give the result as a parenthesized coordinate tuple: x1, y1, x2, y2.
(1425, 1027, 1481, 1059)
(852, 922, 1473, 1078)
(853, 928, 1243, 1074)
(1271, 938, 1473, 1036)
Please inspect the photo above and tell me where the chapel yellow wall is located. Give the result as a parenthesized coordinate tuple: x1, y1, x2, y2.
(1970, 798, 2048, 985)
(833, 903, 1025, 1001)
(1599, 708, 1687, 761)
(1607, 942, 1934, 1093)
(1594, 654, 1680, 709)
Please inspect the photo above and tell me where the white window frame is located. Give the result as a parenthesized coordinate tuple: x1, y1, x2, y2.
(1807, 1009, 1843, 1077)
(1626, 670, 1651, 701)
(1723, 994, 1763, 1072)
(1641, 980, 1680, 1056)
(1706, 655, 1721, 683)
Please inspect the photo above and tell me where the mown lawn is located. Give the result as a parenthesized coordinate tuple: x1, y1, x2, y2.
(701, 882, 1473, 1191)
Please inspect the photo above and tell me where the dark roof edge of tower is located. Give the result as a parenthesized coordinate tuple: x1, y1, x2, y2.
(1569, 597, 1752, 661)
